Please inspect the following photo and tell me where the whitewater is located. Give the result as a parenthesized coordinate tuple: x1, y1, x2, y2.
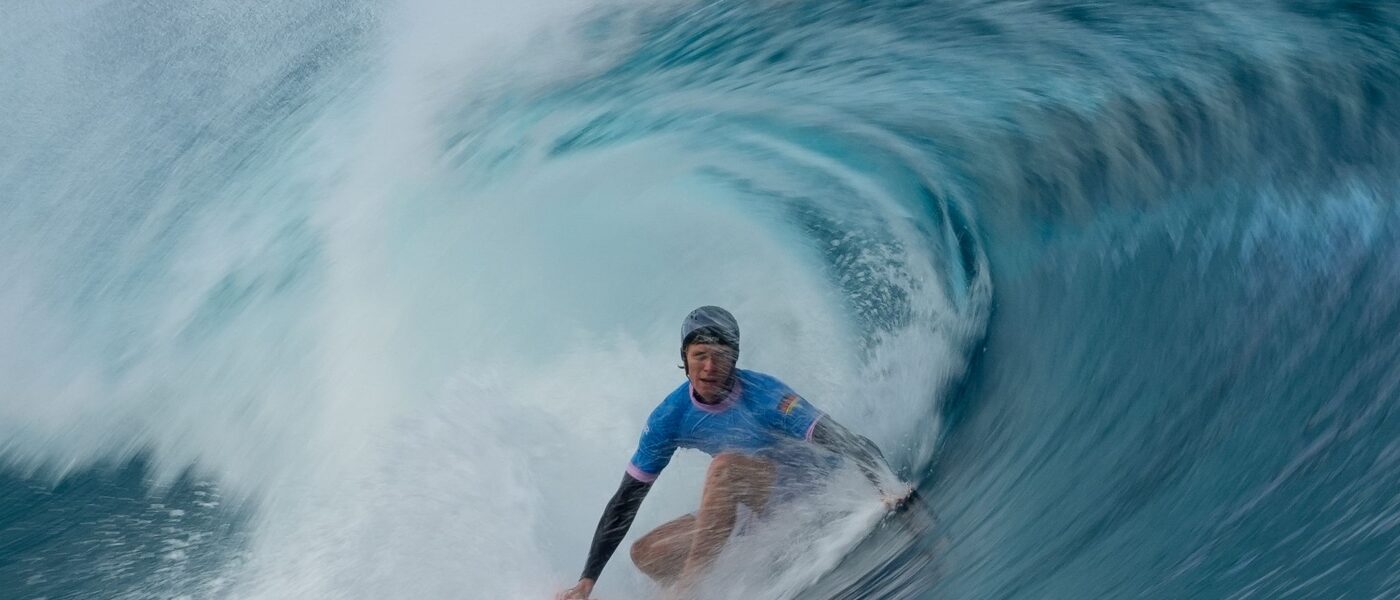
(3, 1, 1399, 599)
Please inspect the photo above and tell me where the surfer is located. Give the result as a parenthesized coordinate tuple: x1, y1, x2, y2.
(557, 306, 915, 599)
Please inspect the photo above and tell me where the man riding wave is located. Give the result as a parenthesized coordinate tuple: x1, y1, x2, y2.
(558, 306, 914, 599)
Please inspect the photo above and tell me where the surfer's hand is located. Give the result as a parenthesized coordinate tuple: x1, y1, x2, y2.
(882, 482, 915, 510)
(556, 578, 594, 600)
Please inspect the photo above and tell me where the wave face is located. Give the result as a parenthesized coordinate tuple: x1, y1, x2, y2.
(3, 1, 1399, 598)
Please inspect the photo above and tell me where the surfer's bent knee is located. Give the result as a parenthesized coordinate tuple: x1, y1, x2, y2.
(705, 453, 758, 487)
(706, 452, 744, 479)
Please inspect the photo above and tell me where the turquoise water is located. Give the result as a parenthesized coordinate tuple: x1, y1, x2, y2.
(3, 1, 1399, 598)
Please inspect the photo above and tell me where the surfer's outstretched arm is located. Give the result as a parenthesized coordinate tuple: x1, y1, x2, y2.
(559, 473, 652, 599)
(811, 417, 911, 504)
(583, 473, 652, 579)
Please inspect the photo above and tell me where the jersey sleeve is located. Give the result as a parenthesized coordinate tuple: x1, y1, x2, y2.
(766, 380, 826, 441)
(627, 402, 679, 483)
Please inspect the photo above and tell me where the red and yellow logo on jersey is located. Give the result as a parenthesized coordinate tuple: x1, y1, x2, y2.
(778, 394, 801, 415)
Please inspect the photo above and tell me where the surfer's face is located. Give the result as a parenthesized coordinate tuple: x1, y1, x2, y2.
(685, 343, 736, 403)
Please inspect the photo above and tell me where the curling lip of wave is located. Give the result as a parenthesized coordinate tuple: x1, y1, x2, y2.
(3, 1, 1400, 599)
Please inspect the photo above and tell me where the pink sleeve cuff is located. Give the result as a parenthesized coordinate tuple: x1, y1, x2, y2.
(805, 413, 826, 441)
(626, 462, 658, 483)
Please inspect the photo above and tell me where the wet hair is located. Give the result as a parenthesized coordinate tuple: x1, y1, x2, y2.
(682, 326, 739, 353)
(680, 326, 739, 372)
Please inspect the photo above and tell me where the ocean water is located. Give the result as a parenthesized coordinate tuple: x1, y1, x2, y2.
(2, 1, 1398, 598)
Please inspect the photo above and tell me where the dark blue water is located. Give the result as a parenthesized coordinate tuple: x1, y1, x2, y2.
(0, 460, 247, 599)
(4, 1, 1399, 598)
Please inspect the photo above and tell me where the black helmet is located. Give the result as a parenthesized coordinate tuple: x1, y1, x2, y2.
(681, 306, 740, 355)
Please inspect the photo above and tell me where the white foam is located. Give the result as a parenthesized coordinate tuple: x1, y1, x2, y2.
(0, 1, 984, 597)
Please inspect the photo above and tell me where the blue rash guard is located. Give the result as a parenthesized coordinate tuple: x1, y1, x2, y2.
(626, 368, 826, 483)
(578, 368, 842, 582)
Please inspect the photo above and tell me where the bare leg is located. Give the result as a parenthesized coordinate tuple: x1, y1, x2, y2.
(676, 453, 775, 593)
(629, 454, 777, 592)
(630, 514, 696, 584)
